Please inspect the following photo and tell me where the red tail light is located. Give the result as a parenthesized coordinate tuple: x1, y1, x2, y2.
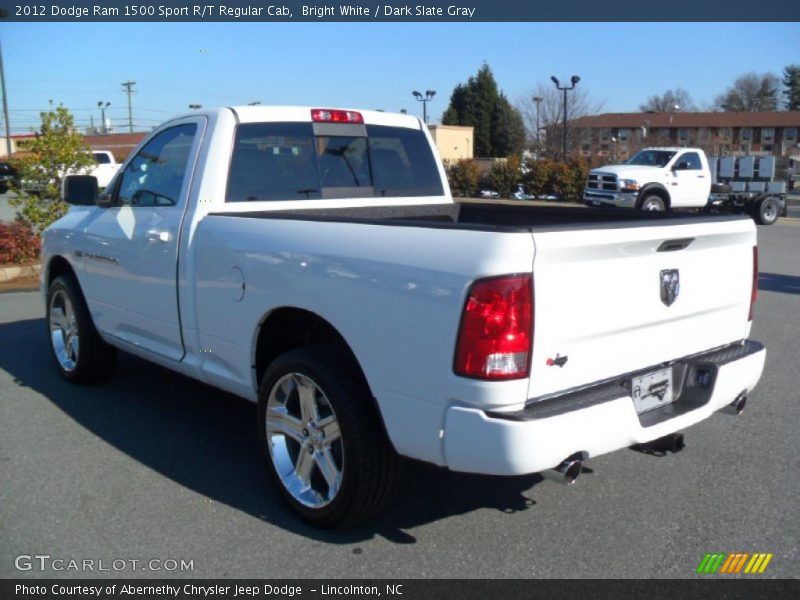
(749, 246, 758, 321)
(310, 109, 364, 124)
(454, 274, 533, 380)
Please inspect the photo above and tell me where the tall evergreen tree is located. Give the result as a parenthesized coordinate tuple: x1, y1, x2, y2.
(442, 64, 523, 157)
(491, 94, 526, 157)
(782, 64, 800, 111)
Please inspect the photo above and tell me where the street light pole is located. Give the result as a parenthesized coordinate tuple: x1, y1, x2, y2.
(550, 75, 580, 161)
(97, 101, 110, 134)
(532, 96, 542, 149)
(412, 90, 436, 124)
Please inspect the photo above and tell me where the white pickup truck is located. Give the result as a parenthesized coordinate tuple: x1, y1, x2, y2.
(45, 107, 765, 527)
(584, 147, 712, 211)
(584, 147, 785, 225)
(88, 150, 120, 189)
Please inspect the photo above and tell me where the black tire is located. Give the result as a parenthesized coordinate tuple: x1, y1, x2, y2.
(46, 274, 117, 383)
(638, 193, 667, 212)
(257, 346, 398, 528)
(754, 197, 779, 226)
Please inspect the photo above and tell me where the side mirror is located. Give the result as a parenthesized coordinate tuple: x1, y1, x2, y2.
(672, 161, 690, 171)
(62, 175, 98, 206)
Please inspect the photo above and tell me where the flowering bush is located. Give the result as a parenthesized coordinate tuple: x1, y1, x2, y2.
(0, 221, 41, 264)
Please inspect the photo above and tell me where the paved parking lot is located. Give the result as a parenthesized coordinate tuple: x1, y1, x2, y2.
(0, 220, 798, 580)
(0, 192, 17, 222)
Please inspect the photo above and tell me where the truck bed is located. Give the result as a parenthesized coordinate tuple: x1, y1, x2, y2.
(211, 201, 747, 232)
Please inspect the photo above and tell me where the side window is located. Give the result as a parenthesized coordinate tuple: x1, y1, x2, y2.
(93, 152, 111, 164)
(116, 124, 197, 207)
(678, 152, 702, 170)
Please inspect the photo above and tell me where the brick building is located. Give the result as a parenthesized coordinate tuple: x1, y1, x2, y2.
(82, 132, 147, 162)
(568, 111, 800, 167)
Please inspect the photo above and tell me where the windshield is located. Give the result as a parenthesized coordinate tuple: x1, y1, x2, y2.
(625, 150, 676, 167)
(226, 122, 443, 202)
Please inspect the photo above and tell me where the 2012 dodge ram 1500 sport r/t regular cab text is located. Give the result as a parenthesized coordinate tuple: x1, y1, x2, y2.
(45, 106, 766, 527)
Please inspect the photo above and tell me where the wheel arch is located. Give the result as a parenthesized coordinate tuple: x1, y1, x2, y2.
(253, 307, 368, 395)
(637, 184, 671, 209)
(252, 306, 396, 451)
(46, 255, 77, 288)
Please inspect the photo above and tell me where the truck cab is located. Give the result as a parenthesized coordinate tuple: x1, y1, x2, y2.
(584, 147, 712, 211)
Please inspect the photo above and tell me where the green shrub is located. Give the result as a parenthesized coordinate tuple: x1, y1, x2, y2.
(487, 157, 521, 198)
(447, 159, 480, 197)
(10, 103, 95, 234)
(522, 158, 588, 202)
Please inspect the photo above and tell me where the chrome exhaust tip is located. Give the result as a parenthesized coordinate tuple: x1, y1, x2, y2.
(721, 394, 747, 416)
(542, 459, 583, 485)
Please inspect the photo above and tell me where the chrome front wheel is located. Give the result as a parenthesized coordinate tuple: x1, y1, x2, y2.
(641, 196, 666, 211)
(46, 274, 116, 383)
(49, 289, 79, 372)
(265, 372, 343, 509)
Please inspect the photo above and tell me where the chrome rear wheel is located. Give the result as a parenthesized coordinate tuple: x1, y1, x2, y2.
(257, 346, 399, 528)
(266, 373, 343, 509)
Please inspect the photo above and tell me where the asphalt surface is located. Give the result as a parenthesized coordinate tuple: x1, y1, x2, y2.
(0, 192, 17, 222)
(1, 221, 798, 580)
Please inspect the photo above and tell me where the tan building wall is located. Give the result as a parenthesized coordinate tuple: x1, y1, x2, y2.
(0, 134, 38, 158)
(427, 125, 474, 164)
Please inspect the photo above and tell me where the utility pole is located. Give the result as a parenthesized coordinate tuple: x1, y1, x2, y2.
(0, 41, 12, 157)
(121, 80, 136, 133)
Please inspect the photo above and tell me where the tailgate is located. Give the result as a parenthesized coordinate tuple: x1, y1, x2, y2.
(528, 217, 756, 399)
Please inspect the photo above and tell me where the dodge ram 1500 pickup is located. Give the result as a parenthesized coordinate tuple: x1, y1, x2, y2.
(45, 107, 766, 527)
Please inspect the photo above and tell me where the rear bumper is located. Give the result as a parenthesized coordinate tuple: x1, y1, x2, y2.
(442, 340, 766, 475)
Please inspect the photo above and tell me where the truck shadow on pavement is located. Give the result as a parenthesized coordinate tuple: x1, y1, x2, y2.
(0, 318, 552, 545)
(759, 272, 800, 295)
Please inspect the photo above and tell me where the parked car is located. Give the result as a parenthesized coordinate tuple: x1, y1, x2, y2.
(47, 106, 765, 527)
(0, 160, 17, 194)
(512, 185, 534, 200)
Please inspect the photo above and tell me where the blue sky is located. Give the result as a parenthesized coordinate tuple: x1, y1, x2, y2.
(1, 22, 798, 133)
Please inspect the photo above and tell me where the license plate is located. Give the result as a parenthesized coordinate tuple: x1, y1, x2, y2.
(631, 367, 674, 414)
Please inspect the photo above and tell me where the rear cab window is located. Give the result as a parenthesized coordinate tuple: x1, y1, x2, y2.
(226, 122, 443, 202)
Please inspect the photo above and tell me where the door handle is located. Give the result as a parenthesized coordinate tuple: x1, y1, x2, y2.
(145, 230, 171, 243)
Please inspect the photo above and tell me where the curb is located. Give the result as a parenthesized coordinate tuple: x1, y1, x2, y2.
(0, 263, 41, 283)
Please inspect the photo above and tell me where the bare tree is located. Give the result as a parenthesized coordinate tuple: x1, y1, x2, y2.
(713, 72, 780, 112)
(516, 83, 605, 159)
(639, 88, 696, 112)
